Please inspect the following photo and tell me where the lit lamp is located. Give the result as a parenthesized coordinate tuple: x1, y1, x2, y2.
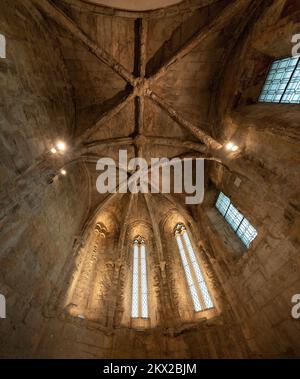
(225, 142, 239, 152)
(50, 140, 67, 154)
(56, 141, 66, 152)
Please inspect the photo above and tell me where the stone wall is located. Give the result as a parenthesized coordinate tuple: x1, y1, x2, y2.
(7, 192, 250, 359)
(0, 0, 74, 183)
(200, 172, 300, 358)
(33, 316, 248, 359)
(201, 0, 300, 358)
(0, 0, 89, 357)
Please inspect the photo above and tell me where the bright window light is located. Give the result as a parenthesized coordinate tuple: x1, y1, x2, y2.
(236, 217, 258, 250)
(182, 232, 213, 309)
(140, 244, 148, 318)
(131, 236, 148, 319)
(215, 192, 230, 217)
(215, 192, 258, 248)
(259, 56, 300, 104)
(176, 234, 202, 312)
(175, 224, 214, 312)
(225, 204, 244, 231)
(0, 34, 6, 59)
(131, 244, 139, 318)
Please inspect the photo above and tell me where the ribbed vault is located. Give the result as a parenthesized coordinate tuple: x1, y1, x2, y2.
(2, 0, 299, 359)
(29, 0, 266, 331)
(30, 0, 266, 214)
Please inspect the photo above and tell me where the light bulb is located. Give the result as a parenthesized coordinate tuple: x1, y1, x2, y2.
(50, 147, 57, 154)
(226, 142, 234, 150)
(56, 141, 66, 151)
(225, 142, 239, 152)
(60, 169, 67, 175)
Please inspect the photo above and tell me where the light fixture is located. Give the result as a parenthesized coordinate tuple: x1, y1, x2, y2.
(50, 147, 57, 154)
(56, 141, 66, 152)
(60, 169, 67, 176)
(225, 142, 239, 152)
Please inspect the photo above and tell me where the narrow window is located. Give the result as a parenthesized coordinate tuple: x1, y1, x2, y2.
(0, 34, 6, 59)
(131, 236, 148, 318)
(215, 192, 258, 248)
(259, 56, 300, 104)
(174, 224, 214, 312)
(0, 294, 6, 319)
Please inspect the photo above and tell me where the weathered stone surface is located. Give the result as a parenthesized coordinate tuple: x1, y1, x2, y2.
(0, 0, 299, 359)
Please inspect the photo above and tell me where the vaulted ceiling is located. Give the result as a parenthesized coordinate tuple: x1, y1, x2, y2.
(29, 0, 264, 217)
(2, 0, 300, 359)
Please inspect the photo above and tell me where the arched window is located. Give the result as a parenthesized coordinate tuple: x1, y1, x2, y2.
(174, 224, 214, 312)
(131, 236, 148, 318)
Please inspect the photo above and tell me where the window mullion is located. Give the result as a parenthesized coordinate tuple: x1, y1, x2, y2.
(235, 216, 245, 233)
(132, 237, 148, 320)
(132, 244, 139, 318)
(223, 201, 231, 218)
(279, 57, 300, 103)
(182, 231, 213, 310)
(176, 233, 202, 312)
(183, 234, 206, 310)
(139, 245, 142, 318)
(140, 244, 148, 318)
